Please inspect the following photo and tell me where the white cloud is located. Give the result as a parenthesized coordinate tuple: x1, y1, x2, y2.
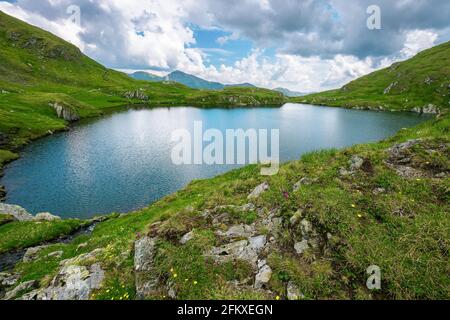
(0, 1, 446, 92)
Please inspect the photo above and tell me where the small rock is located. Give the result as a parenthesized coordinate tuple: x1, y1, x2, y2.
(349, 155, 364, 171)
(34, 212, 61, 222)
(435, 172, 446, 178)
(23, 245, 50, 263)
(0, 272, 19, 287)
(47, 251, 64, 259)
(248, 182, 269, 199)
(217, 224, 255, 239)
(254, 265, 272, 289)
(289, 210, 302, 226)
(76, 243, 88, 251)
(241, 203, 256, 211)
(180, 231, 195, 245)
(300, 219, 313, 236)
(293, 177, 317, 192)
(287, 282, 304, 300)
(373, 188, 386, 195)
(4, 280, 38, 300)
(294, 240, 309, 255)
(249, 235, 267, 253)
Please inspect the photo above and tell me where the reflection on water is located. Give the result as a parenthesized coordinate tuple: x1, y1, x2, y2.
(1, 104, 429, 218)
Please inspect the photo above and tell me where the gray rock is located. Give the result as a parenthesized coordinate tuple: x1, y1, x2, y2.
(293, 177, 317, 192)
(34, 212, 61, 222)
(289, 210, 303, 226)
(134, 236, 159, 299)
(300, 219, 313, 236)
(38, 263, 104, 300)
(49, 102, 80, 122)
(0, 203, 33, 221)
(217, 224, 255, 239)
(349, 155, 364, 171)
(373, 188, 386, 195)
(294, 240, 309, 255)
(180, 231, 195, 245)
(207, 240, 259, 267)
(0, 272, 19, 287)
(4, 280, 38, 300)
(254, 265, 272, 289)
(287, 282, 304, 300)
(248, 182, 269, 199)
(249, 235, 267, 253)
(23, 245, 50, 263)
(123, 90, 149, 101)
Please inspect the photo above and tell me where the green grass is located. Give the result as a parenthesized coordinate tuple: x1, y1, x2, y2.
(291, 41, 450, 112)
(0, 219, 84, 254)
(0, 213, 14, 226)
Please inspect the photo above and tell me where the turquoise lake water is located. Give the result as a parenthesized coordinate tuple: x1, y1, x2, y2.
(1, 103, 429, 218)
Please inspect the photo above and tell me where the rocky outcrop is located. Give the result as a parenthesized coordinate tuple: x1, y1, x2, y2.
(0, 203, 33, 221)
(35, 263, 104, 300)
(34, 212, 61, 222)
(49, 102, 80, 122)
(0, 272, 19, 287)
(123, 90, 149, 101)
(134, 236, 159, 299)
(4, 280, 38, 300)
(19, 249, 105, 300)
(412, 104, 440, 115)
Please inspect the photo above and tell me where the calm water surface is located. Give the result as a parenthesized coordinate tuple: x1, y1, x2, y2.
(1, 103, 429, 218)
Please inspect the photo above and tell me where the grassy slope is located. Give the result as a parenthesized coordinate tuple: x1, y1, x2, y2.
(0, 10, 284, 152)
(291, 41, 450, 112)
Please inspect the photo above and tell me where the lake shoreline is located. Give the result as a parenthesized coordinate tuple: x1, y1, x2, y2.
(0, 103, 433, 219)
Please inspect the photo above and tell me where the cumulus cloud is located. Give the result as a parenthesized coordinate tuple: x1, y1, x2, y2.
(0, 0, 448, 91)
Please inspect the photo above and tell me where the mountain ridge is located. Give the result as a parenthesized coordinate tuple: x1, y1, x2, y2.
(129, 70, 257, 90)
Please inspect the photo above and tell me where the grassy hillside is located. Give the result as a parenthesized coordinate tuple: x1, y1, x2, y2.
(292, 41, 450, 112)
(0, 11, 284, 152)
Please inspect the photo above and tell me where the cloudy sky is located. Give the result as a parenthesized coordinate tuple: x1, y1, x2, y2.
(1, 0, 449, 92)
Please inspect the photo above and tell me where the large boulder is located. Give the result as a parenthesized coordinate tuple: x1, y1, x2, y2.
(37, 263, 104, 300)
(49, 102, 80, 122)
(0, 203, 33, 221)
